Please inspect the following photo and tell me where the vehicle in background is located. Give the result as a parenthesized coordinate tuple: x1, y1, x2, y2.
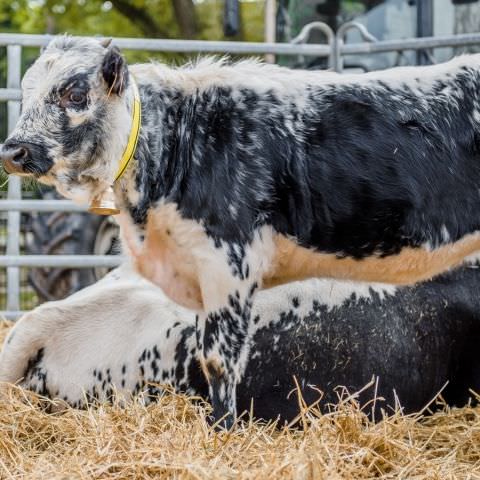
(27, 190, 120, 302)
(277, 0, 480, 70)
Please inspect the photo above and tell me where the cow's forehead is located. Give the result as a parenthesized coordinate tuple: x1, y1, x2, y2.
(22, 37, 106, 101)
(44, 35, 106, 58)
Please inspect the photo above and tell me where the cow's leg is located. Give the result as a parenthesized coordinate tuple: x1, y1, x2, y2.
(195, 232, 272, 428)
(197, 280, 258, 428)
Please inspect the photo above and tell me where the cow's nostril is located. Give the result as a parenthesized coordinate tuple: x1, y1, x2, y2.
(1, 144, 31, 174)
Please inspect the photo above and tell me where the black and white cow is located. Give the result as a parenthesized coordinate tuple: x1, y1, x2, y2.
(3, 36, 480, 424)
(2, 263, 480, 423)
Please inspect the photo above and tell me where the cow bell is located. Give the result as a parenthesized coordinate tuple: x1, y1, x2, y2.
(88, 186, 120, 216)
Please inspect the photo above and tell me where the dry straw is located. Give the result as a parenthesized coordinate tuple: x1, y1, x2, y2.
(1, 320, 480, 479)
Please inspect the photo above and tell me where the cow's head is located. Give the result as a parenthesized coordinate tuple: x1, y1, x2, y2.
(0, 36, 133, 204)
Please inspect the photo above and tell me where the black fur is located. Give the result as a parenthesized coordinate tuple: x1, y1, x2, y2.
(130, 71, 480, 256)
(101, 46, 129, 96)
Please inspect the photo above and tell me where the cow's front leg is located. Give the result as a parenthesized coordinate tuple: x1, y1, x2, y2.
(197, 280, 258, 428)
(194, 230, 274, 428)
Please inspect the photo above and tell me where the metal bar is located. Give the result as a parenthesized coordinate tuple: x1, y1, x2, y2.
(0, 33, 331, 57)
(6, 45, 22, 313)
(0, 88, 22, 101)
(0, 255, 124, 268)
(291, 22, 335, 70)
(264, 0, 276, 63)
(341, 33, 480, 55)
(0, 311, 26, 320)
(333, 22, 377, 73)
(335, 22, 378, 73)
(1, 31, 480, 55)
(0, 200, 87, 212)
(108, 38, 332, 56)
(0, 34, 52, 47)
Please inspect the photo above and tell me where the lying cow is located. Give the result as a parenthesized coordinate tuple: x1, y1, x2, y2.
(1, 262, 480, 423)
(2, 36, 480, 424)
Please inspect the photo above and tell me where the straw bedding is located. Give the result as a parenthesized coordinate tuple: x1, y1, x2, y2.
(1, 320, 480, 479)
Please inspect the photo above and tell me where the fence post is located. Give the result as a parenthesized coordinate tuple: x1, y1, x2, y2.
(6, 45, 22, 313)
(264, 0, 276, 64)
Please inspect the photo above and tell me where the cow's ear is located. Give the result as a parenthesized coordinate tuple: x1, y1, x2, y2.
(101, 45, 129, 96)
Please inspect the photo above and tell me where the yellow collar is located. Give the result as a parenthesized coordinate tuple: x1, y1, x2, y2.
(88, 80, 141, 216)
(114, 76, 141, 182)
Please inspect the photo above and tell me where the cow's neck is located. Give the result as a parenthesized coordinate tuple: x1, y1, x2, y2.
(115, 83, 191, 228)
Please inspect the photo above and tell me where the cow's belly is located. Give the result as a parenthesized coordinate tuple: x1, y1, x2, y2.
(130, 203, 480, 310)
(264, 233, 480, 287)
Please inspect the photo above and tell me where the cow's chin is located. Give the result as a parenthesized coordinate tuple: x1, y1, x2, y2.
(54, 181, 96, 206)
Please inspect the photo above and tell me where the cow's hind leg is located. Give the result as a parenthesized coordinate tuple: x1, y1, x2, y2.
(198, 282, 257, 428)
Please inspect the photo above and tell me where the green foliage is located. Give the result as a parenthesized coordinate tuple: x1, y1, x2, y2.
(0, 0, 268, 66)
(0, 0, 266, 41)
(3, 1, 156, 36)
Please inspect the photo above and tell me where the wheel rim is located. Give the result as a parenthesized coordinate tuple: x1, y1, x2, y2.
(93, 216, 121, 280)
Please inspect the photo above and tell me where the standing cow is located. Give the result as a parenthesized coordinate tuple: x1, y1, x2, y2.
(2, 263, 480, 423)
(2, 36, 480, 425)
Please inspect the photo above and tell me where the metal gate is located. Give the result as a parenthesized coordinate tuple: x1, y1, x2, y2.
(2, 25, 480, 319)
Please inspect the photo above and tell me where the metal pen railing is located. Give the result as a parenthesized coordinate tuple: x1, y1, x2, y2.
(6, 45, 21, 316)
(2, 25, 480, 318)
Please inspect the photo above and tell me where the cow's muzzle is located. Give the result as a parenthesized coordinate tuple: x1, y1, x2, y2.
(0, 141, 53, 176)
(0, 142, 31, 174)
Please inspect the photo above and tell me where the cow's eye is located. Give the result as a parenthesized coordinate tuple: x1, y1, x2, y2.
(68, 89, 86, 105)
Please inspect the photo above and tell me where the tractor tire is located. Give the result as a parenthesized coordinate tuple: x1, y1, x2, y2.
(26, 192, 120, 302)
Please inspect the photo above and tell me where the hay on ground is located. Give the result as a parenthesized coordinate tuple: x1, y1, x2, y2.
(1, 320, 480, 479)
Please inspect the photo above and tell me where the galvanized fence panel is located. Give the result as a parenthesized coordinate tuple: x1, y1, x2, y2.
(1, 26, 480, 318)
(6, 45, 21, 314)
